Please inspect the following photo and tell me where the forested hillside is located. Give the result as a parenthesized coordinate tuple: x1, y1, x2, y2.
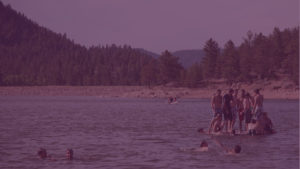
(0, 2, 156, 86)
(200, 29, 299, 84)
(0, 1, 298, 87)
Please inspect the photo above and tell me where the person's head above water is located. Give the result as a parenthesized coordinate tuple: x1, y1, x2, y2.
(37, 148, 47, 159)
(66, 149, 73, 160)
(234, 145, 241, 154)
(200, 140, 208, 148)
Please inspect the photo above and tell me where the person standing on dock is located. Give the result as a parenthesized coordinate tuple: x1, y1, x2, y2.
(208, 89, 223, 134)
(222, 89, 234, 133)
(252, 89, 264, 119)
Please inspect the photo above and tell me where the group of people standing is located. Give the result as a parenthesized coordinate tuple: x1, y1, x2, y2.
(208, 88, 265, 134)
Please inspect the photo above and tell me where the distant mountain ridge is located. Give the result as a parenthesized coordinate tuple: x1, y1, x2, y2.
(172, 49, 204, 68)
(136, 48, 160, 58)
(137, 48, 204, 68)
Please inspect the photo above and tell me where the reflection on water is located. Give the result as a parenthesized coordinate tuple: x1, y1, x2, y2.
(0, 97, 298, 169)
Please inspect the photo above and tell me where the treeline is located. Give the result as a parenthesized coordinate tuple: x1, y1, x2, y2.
(199, 28, 299, 85)
(0, 1, 298, 87)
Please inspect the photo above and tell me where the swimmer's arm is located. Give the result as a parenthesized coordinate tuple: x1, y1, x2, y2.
(211, 137, 229, 152)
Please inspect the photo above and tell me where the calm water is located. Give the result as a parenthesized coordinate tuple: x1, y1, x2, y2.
(0, 96, 298, 169)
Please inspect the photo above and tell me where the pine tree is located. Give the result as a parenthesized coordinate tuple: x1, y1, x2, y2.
(221, 40, 239, 82)
(238, 31, 254, 82)
(202, 38, 220, 79)
(158, 50, 183, 84)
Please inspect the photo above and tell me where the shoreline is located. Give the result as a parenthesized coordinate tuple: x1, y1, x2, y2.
(0, 85, 298, 99)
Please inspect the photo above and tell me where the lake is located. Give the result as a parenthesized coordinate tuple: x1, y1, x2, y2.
(0, 97, 298, 169)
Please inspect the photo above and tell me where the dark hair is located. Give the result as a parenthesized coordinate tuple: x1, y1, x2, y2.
(200, 140, 208, 147)
(254, 88, 260, 94)
(245, 93, 250, 97)
(232, 129, 236, 135)
(37, 148, 47, 159)
(229, 89, 234, 93)
(217, 89, 221, 93)
(67, 149, 74, 160)
(234, 145, 241, 153)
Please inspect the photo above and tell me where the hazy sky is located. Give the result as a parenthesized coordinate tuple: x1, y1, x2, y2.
(2, 0, 299, 53)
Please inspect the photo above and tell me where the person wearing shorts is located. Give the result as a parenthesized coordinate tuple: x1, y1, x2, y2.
(222, 89, 234, 133)
(253, 89, 264, 119)
(243, 93, 252, 131)
(238, 89, 245, 132)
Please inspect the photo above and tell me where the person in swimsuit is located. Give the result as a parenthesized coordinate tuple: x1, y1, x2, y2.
(252, 112, 274, 135)
(66, 149, 74, 160)
(230, 89, 239, 132)
(222, 89, 234, 133)
(209, 89, 223, 133)
(253, 89, 264, 119)
(37, 148, 47, 159)
(193, 140, 209, 152)
(238, 89, 246, 132)
(248, 119, 257, 135)
(243, 93, 252, 131)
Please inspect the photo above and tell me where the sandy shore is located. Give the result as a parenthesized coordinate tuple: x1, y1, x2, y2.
(0, 83, 298, 99)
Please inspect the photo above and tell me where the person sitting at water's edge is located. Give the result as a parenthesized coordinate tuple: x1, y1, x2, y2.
(249, 112, 274, 135)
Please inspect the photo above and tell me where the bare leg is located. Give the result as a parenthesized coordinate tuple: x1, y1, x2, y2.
(227, 121, 231, 133)
(222, 120, 227, 132)
(239, 120, 243, 132)
(231, 119, 236, 132)
(208, 117, 218, 133)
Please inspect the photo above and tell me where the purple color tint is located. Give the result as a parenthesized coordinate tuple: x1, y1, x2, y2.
(2, 0, 299, 53)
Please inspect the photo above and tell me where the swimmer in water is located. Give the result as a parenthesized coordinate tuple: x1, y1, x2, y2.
(181, 140, 209, 152)
(193, 140, 209, 152)
(37, 148, 47, 159)
(212, 137, 241, 155)
(66, 149, 73, 160)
